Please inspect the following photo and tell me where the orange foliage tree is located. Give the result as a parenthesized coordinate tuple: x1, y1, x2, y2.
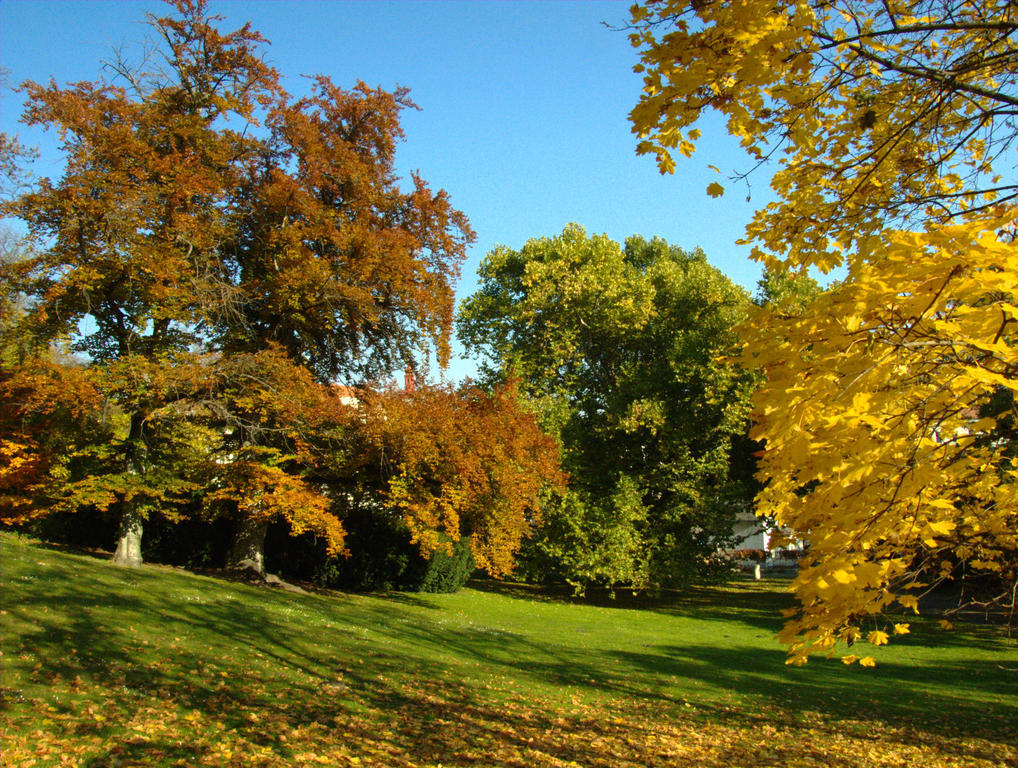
(350, 381, 564, 578)
(0, 359, 102, 524)
(2, 0, 472, 569)
(4, 1, 279, 564)
(216, 77, 472, 381)
(208, 70, 472, 574)
(200, 348, 347, 573)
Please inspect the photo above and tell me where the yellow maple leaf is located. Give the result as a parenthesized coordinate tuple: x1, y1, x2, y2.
(831, 568, 853, 584)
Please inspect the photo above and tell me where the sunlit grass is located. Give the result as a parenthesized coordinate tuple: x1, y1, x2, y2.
(2, 531, 1015, 767)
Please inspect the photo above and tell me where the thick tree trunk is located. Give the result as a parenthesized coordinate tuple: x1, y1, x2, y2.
(112, 500, 144, 567)
(227, 515, 268, 575)
(113, 412, 149, 567)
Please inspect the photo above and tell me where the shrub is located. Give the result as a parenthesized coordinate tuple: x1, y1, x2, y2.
(264, 508, 475, 593)
(417, 535, 476, 593)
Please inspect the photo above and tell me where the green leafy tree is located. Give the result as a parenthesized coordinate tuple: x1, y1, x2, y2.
(459, 224, 756, 590)
(755, 268, 823, 314)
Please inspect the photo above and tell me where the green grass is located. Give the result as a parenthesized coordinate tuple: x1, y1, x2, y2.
(2, 531, 1016, 767)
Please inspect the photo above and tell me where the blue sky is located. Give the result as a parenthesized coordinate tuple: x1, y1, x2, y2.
(1, 0, 767, 382)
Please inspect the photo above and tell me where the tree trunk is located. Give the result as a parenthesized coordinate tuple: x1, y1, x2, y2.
(112, 500, 144, 567)
(113, 412, 149, 567)
(227, 515, 268, 575)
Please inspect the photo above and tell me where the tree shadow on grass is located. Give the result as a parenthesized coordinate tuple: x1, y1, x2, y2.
(367, 590, 445, 609)
(5, 539, 1017, 767)
(467, 576, 789, 608)
(614, 642, 1016, 727)
(471, 577, 1018, 656)
(78, 740, 211, 767)
(370, 603, 1017, 731)
(468, 576, 799, 626)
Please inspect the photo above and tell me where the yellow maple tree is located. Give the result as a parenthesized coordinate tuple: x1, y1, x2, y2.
(629, 0, 1018, 661)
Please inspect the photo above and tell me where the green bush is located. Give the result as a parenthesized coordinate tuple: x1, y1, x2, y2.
(417, 535, 476, 593)
(265, 508, 475, 593)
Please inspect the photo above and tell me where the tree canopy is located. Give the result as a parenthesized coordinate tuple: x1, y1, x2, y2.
(629, 0, 1018, 662)
(1, 0, 473, 569)
(459, 224, 756, 590)
(346, 380, 565, 578)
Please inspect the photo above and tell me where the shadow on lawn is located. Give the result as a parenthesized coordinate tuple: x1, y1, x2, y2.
(466, 576, 794, 612)
(347, 598, 1018, 734)
(7, 569, 655, 766)
(5, 541, 1017, 768)
(467, 576, 804, 636)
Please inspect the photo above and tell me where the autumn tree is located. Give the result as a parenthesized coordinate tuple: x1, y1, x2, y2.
(3, 0, 472, 570)
(216, 78, 471, 382)
(2, 0, 279, 564)
(338, 381, 563, 579)
(629, 0, 1018, 661)
(208, 74, 472, 574)
(458, 225, 756, 590)
(198, 349, 346, 574)
(0, 228, 32, 363)
(0, 358, 102, 525)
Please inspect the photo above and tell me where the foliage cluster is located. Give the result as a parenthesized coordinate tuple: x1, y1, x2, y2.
(0, 0, 560, 587)
(629, 0, 1018, 660)
(459, 225, 758, 591)
(349, 381, 565, 578)
(263, 514, 477, 593)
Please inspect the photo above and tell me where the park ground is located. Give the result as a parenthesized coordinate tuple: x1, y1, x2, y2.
(1, 532, 1016, 767)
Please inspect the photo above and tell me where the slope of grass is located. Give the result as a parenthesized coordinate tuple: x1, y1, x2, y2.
(2, 531, 1016, 767)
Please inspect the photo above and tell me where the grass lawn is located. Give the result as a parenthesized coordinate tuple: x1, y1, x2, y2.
(2, 531, 1016, 767)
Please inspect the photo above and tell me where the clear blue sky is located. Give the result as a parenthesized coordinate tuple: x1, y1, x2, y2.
(1, 0, 768, 382)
